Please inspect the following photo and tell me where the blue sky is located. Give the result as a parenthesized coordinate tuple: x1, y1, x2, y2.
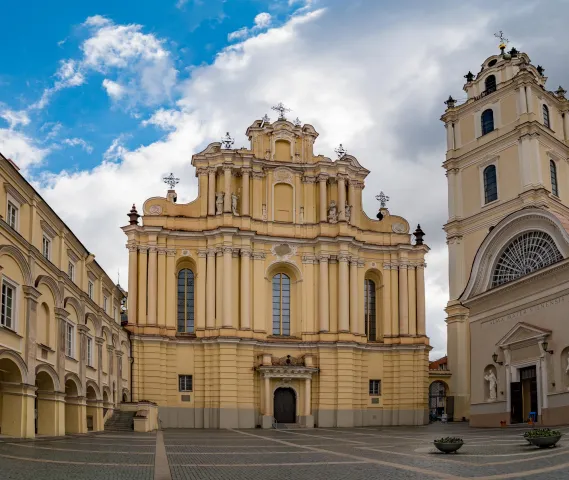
(2, 0, 569, 358)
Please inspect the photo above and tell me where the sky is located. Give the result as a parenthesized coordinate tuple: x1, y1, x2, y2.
(2, 0, 569, 360)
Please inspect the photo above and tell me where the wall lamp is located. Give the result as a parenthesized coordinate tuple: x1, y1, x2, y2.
(492, 352, 503, 365)
(542, 341, 554, 355)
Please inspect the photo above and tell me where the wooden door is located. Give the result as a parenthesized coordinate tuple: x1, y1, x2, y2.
(510, 382, 523, 424)
(274, 388, 296, 424)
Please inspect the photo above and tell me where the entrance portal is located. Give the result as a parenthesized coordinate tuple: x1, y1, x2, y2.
(274, 387, 296, 424)
(511, 366, 538, 424)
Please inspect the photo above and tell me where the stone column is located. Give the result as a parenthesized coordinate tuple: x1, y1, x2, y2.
(348, 181, 355, 225)
(338, 175, 347, 221)
(77, 324, 89, 396)
(223, 166, 232, 213)
(318, 174, 328, 222)
(416, 263, 426, 335)
(252, 251, 266, 332)
(147, 246, 157, 325)
(251, 171, 264, 219)
(222, 246, 233, 328)
(137, 246, 148, 325)
(208, 167, 216, 216)
(304, 378, 311, 415)
(264, 375, 271, 414)
(197, 168, 208, 216)
(216, 249, 223, 327)
(55, 308, 70, 386)
(382, 264, 392, 337)
(338, 253, 350, 332)
(127, 244, 138, 325)
(349, 258, 359, 334)
(240, 249, 251, 329)
(206, 248, 216, 328)
(197, 250, 207, 330)
(22, 286, 40, 376)
(407, 265, 417, 336)
(165, 249, 176, 330)
(96, 337, 104, 391)
(318, 255, 330, 332)
(399, 263, 409, 335)
(391, 263, 399, 336)
(157, 248, 166, 327)
(242, 168, 251, 217)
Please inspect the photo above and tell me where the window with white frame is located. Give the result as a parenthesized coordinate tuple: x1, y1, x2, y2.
(68, 261, 75, 281)
(88, 281, 94, 300)
(7, 201, 18, 230)
(42, 235, 51, 260)
(65, 322, 74, 357)
(1, 277, 16, 330)
(179, 375, 193, 392)
(87, 336, 93, 366)
(103, 295, 108, 313)
(369, 379, 381, 396)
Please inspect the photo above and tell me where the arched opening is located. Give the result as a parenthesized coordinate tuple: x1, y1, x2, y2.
(274, 387, 296, 424)
(177, 268, 195, 333)
(550, 160, 559, 197)
(485, 75, 496, 93)
(272, 273, 290, 336)
(0, 356, 25, 437)
(35, 370, 56, 435)
(122, 392, 128, 403)
(85, 385, 100, 432)
(364, 279, 377, 341)
(543, 104, 551, 129)
(37, 303, 50, 348)
(483, 165, 498, 204)
(429, 381, 447, 421)
(481, 109, 494, 135)
(266, 262, 302, 336)
(64, 377, 85, 434)
(102, 389, 110, 418)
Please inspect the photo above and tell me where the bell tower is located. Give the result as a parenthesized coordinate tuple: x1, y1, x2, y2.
(441, 38, 569, 421)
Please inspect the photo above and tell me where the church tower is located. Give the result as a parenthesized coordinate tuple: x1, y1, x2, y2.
(441, 41, 569, 421)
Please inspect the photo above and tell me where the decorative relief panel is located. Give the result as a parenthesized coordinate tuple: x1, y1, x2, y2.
(181, 249, 191, 257)
(392, 222, 408, 234)
(273, 168, 294, 185)
(148, 205, 163, 215)
(271, 243, 297, 262)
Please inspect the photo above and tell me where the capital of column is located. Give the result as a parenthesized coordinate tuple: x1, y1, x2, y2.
(196, 167, 209, 176)
(302, 254, 317, 264)
(207, 166, 217, 175)
(251, 170, 266, 179)
(22, 286, 41, 301)
(317, 174, 329, 183)
(383, 263, 392, 270)
(106, 345, 114, 353)
(126, 243, 138, 253)
(317, 254, 330, 263)
(222, 246, 233, 255)
(232, 249, 240, 258)
(157, 248, 167, 255)
(350, 258, 360, 267)
(166, 249, 177, 257)
(252, 251, 266, 260)
(95, 337, 104, 346)
(138, 245, 149, 253)
(351, 180, 365, 190)
(54, 307, 70, 319)
(77, 324, 89, 335)
(302, 175, 317, 184)
(241, 167, 252, 175)
(416, 262, 427, 269)
(148, 245, 158, 254)
(115, 351, 124, 358)
(337, 253, 350, 263)
(357, 259, 365, 268)
(222, 165, 233, 172)
(337, 173, 349, 181)
(197, 249, 208, 258)
(241, 249, 252, 258)
(398, 263, 409, 270)
(216, 248, 223, 257)
(207, 248, 217, 257)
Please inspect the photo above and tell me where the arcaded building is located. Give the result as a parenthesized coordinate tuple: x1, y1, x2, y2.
(123, 110, 430, 429)
(0, 153, 131, 438)
(442, 43, 569, 426)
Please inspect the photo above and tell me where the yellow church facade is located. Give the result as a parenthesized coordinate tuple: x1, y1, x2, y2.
(124, 111, 430, 429)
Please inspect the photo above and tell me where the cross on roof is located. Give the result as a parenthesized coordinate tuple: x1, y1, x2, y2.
(221, 132, 235, 149)
(334, 144, 347, 158)
(494, 30, 509, 47)
(272, 102, 290, 121)
(163, 172, 180, 190)
(376, 191, 390, 208)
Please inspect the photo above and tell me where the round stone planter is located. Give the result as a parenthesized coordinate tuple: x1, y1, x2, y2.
(528, 435, 562, 449)
(434, 442, 463, 453)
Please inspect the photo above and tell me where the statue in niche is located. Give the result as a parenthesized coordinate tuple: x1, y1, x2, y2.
(215, 192, 224, 215)
(299, 206, 304, 224)
(328, 200, 338, 223)
(485, 370, 497, 401)
(231, 193, 239, 216)
(345, 204, 352, 223)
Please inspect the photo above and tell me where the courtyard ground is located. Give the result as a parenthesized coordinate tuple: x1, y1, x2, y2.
(0, 423, 568, 479)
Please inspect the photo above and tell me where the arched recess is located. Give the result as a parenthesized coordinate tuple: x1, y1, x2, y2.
(176, 256, 197, 334)
(428, 380, 448, 418)
(102, 385, 111, 404)
(122, 388, 130, 403)
(64, 296, 84, 321)
(37, 302, 51, 348)
(34, 275, 63, 308)
(0, 245, 33, 286)
(483, 365, 498, 402)
(35, 363, 61, 392)
(265, 262, 303, 336)
(364, 268, 383, 341)
(0, 349, 28, 383)
(85, 380, 101, 401)
(64, 372, 83, 397)
(561, 346, 569, 390)
(112, 334, 119, 349)
(461, 208, 569, 301)
(85, 312, 102, 337)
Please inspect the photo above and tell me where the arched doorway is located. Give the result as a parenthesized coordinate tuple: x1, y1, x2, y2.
(0, 356, 27, 437)
(122, 392, 128, 403)
(64, 378, 86, 434)
(35, 371, 56, 435)
(429, 381, 447, 420)
(274, 387, 296, 424)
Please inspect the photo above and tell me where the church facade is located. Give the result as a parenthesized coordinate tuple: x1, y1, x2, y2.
(442, 43, 569, 426)
(123, 111, 430, 429)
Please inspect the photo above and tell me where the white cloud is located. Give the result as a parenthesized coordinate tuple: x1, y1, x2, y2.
(83, 15, 112, 27)
(102, 79, 126, 99)
(103, 135, 129, 162)
(0, 129, 49, 170)
(62, 138, 93, 154)
(0, 108, 30, 128)
(228, 12, 272, 41)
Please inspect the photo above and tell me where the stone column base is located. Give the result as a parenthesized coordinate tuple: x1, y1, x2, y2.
(299, 415, 314, 428)
(261, 415, 273, 429)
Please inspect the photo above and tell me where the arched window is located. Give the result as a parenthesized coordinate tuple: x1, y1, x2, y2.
(550, 160, 559, 196)
(485, 75, 496, 93)
(177, 269, 195, 333)
(492, 231, 563, 287)
(364, 279, 376, 341)
(272, 273, 290, 336)
(481, 109, 494, 135)
(543, 104, 551, 129)
(483, 165, 498, 204)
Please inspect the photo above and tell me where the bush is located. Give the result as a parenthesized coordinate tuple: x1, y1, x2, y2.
(434, 437, 463, 444)
(524, 428, 561, 438)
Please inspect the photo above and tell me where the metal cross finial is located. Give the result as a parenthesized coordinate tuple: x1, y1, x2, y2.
(221, 132, 235, 149)
(163, 172, 180, 190)
(293, 117, 301, 127)
(334, 144, 347, 158)
(272, 102, 290, 120)
(261, 114, 270, 124)
(376, 191, 390, 208)
(494, 30, 509, 46)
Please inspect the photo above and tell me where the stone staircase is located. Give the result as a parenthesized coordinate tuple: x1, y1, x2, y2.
(104, 410, 135, 432)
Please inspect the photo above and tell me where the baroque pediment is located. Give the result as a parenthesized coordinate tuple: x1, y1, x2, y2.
(497, 321, 551, 348)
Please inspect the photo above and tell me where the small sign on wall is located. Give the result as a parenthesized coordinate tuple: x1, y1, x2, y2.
(181, 395, 191, 402)
(371, 397, 380, 404)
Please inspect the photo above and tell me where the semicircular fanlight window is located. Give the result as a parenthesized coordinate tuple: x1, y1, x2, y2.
(492, 231, 563, 287)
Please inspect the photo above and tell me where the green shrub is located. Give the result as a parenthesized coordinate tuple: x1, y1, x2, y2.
(524, 428, 561, 438)
(434, 437, 463, 444)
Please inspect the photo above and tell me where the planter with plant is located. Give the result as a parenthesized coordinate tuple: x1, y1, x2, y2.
(433, 437, 464, 453)
(524, 428, 563, 448)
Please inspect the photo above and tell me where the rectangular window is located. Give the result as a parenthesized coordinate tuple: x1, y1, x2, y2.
(88, 281, 94, 300)
(103, 296, 108, 313)
(1, 279, 16, 330)
(179, 375, 193, 392)
(68, 262, 75, 281)
(65, 322, 74, 357)
(369, 379, 381, 396)
(87, 336, 93, 366)
(7, 201, 18, 230)
(113, 306, 117, 322)
(42, 236, 51, 260)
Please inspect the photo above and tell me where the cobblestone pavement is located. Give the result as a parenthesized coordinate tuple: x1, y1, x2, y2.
(1, 424, 569, 479)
